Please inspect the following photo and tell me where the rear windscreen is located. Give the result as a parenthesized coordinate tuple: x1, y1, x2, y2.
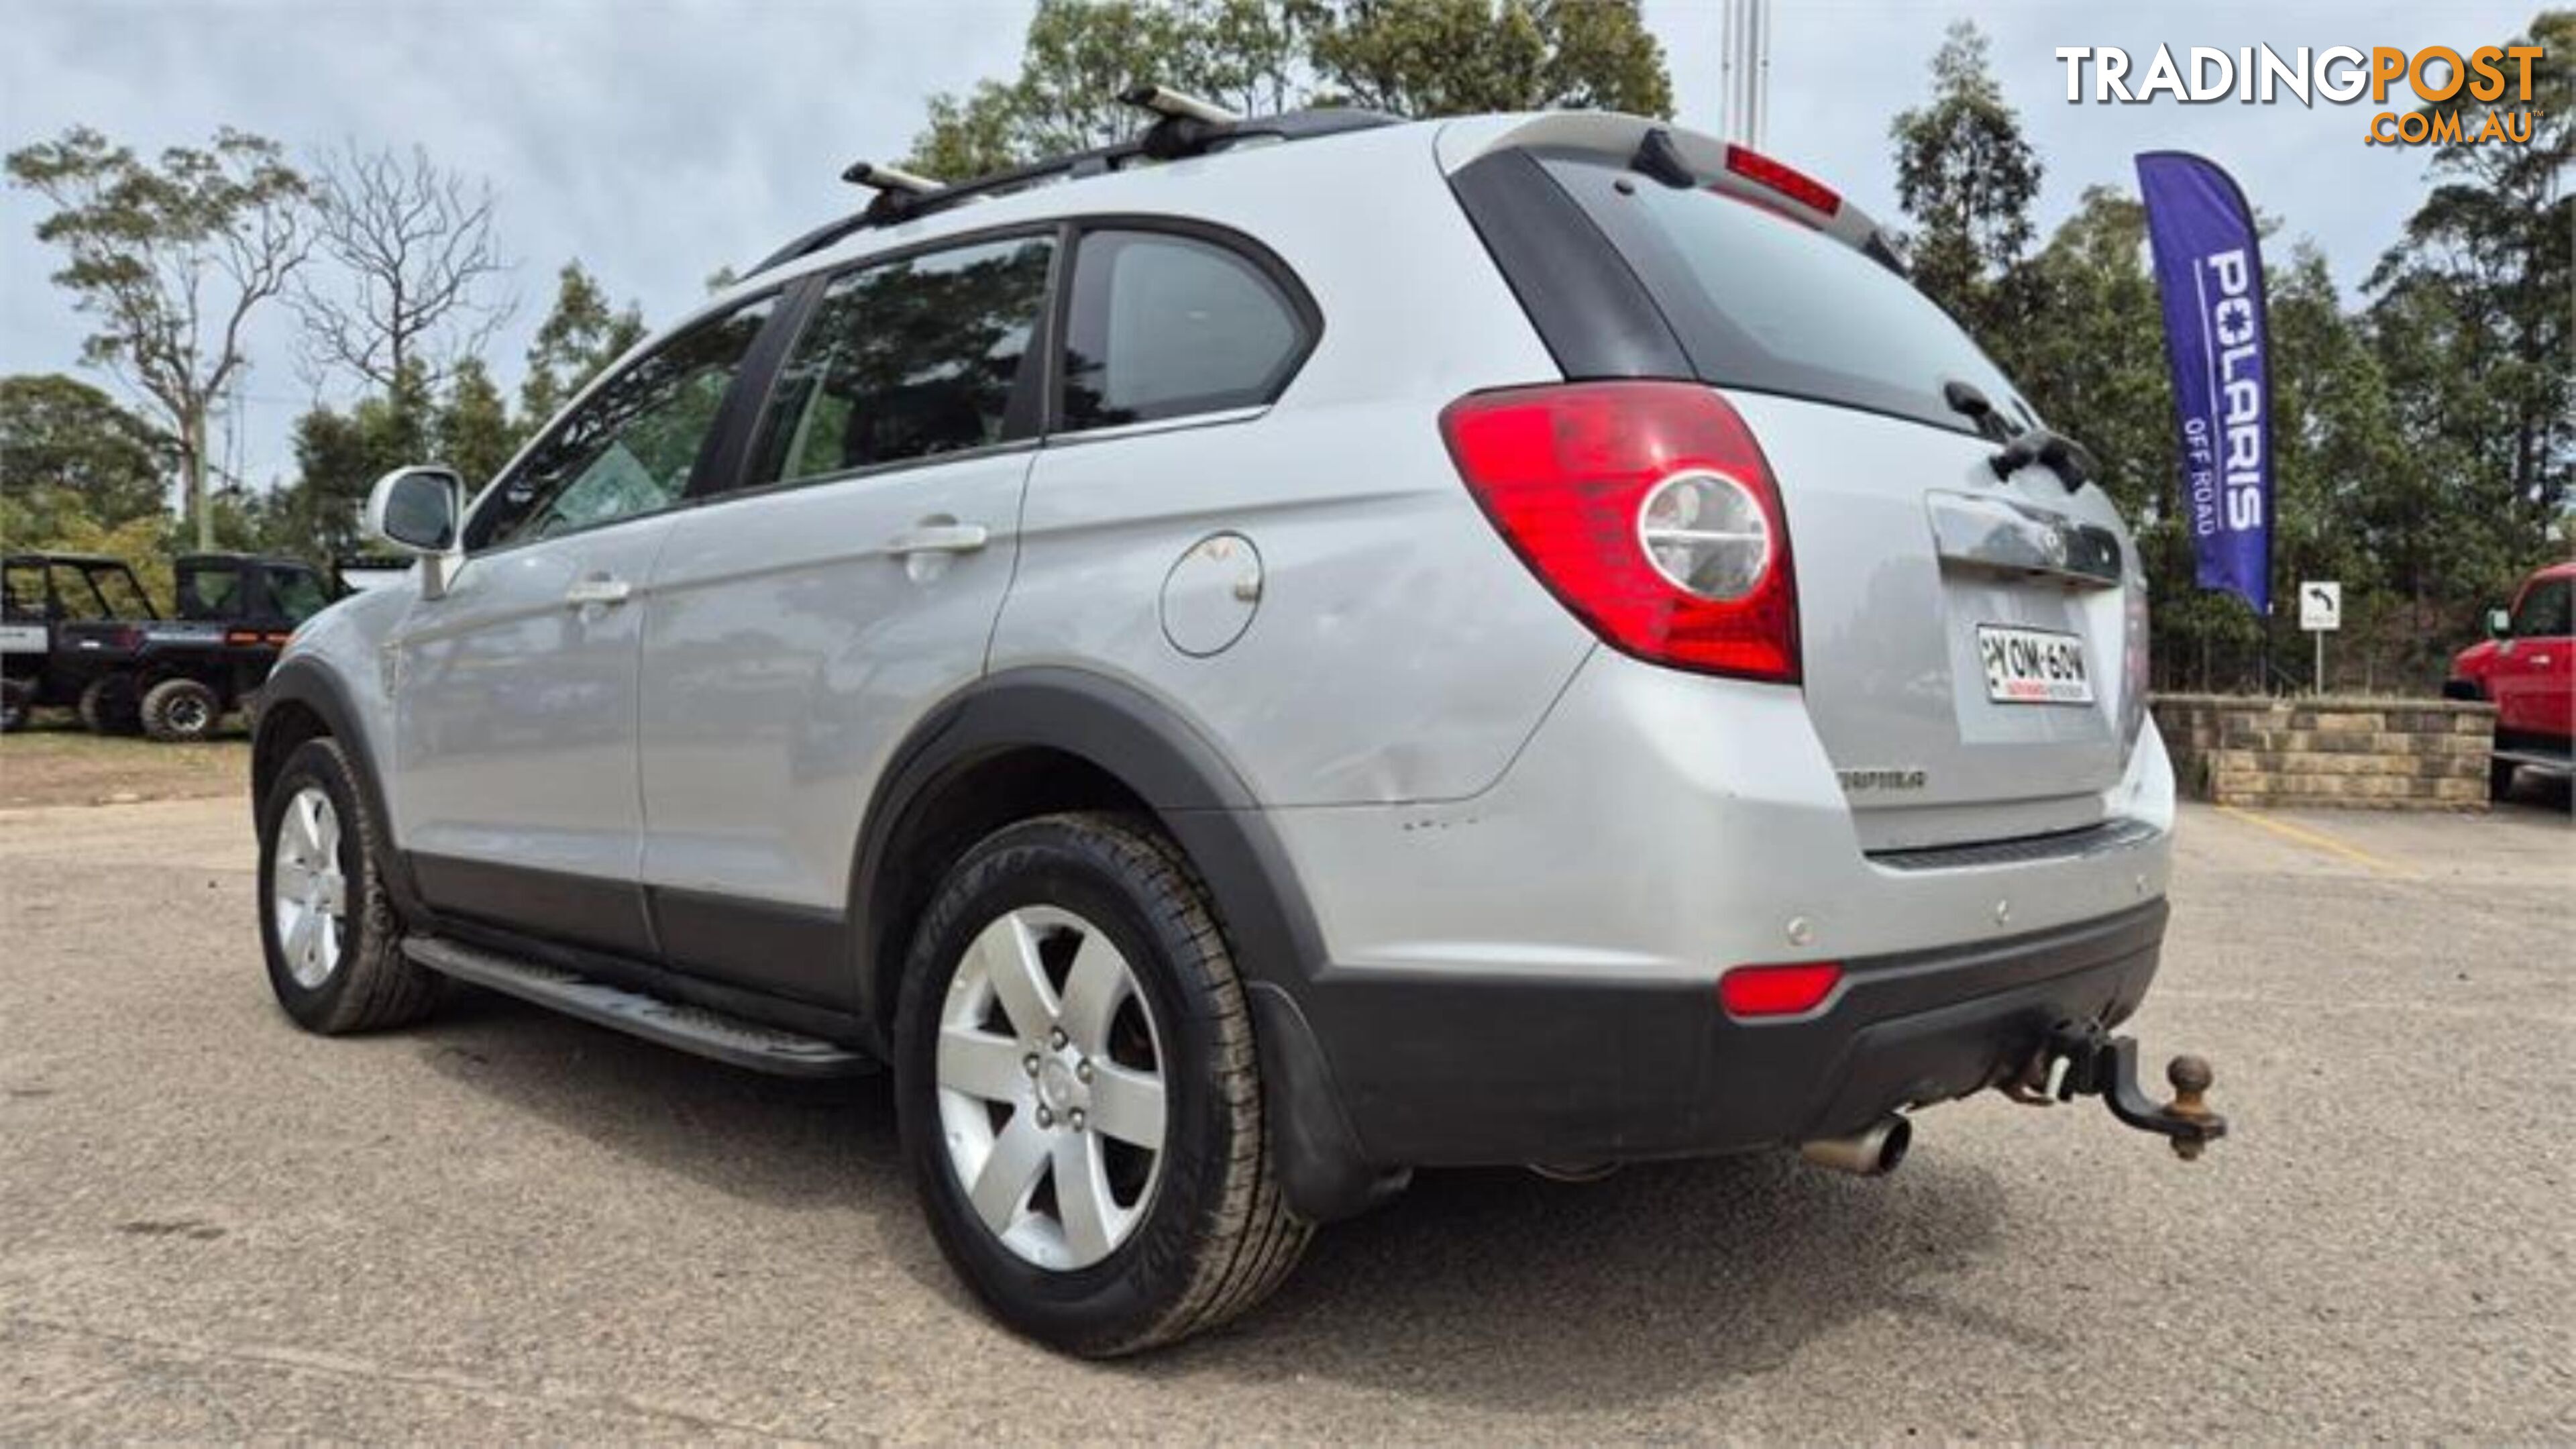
(1541, 156, 2034, 436)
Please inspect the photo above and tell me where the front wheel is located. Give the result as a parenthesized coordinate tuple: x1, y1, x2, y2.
(0, 678, 30, 733)
(256, 737, 441, 1034)
(894, 812, 1308, 1356)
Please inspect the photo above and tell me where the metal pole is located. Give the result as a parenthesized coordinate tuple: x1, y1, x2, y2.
(1752, 0, 1769, 150)
(1720, 1, 1737, 140)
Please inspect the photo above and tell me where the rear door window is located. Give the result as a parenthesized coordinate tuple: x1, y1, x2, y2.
(1058, 229, 1311, 431)
(1540, 156, 2033, 435)
(751, 234, 1054, 485)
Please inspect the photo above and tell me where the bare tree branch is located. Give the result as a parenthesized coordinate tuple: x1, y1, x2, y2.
(294, 140, 517, 392)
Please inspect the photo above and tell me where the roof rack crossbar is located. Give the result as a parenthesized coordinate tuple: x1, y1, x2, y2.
(1118, 83, 1242, 162)
(841, 160, 944, 194)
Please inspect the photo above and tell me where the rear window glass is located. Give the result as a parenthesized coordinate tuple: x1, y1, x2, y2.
(1542, 157, 2033, 435)
(266, 566, 333, 622)
(1060, 230, 1309, 431)
(177, 566, 241, 620)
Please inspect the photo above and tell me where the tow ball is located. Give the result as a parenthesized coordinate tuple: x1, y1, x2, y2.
(2002, 1020, 2226, 1160)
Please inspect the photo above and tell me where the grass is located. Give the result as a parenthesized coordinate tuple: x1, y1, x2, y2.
(0, 713, 250, 808)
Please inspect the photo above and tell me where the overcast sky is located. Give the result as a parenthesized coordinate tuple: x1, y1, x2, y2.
(0, 0, 2539, 489)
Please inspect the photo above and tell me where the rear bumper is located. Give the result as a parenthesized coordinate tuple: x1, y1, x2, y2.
(1276, 898, 2164, 1173)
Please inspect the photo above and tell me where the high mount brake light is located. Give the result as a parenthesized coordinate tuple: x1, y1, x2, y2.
(1439, 381, 1800, 684)
(1723, 145, 1842, 219)
(1718, 961, 1843, 1019)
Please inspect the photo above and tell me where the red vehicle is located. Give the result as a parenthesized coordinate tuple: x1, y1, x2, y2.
(2449, 559, 2575, 798)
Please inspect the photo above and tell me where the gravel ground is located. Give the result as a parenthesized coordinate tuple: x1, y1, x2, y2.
(0, 790, 2567, 1441)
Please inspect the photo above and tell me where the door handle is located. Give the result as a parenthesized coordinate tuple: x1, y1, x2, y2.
(885, 523, 990, 557)
(564, 575, 633, 608)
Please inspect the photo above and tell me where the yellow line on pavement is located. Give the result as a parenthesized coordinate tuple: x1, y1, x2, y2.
(2214, 805, 2413, 875)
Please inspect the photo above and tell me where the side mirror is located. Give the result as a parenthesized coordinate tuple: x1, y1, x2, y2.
(364, 466, 464, 599)
(2486, 606, 2512, 639)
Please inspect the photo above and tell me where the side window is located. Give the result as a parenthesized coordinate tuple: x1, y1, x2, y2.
(49, 566, 108, 621)
(176, 567, 240, 620)
(752, 235, 1053, 485)
(2511, 578, 2571, 639)
(1059, 229, 1310, 432)
(264, 566, 333, 622)
(469, 295, 776, 551)
(1, 564, 40, 620)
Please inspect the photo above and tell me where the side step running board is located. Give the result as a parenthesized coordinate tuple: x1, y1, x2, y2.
(402, 936, 873, 1078)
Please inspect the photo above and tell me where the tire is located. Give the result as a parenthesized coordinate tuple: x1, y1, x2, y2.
(256, 737, 441, 1034)
(141, 677, 221, 742)
(0, 679, 29, 733)
(2490, 755, 2518, 801)
(894, 812, 1309, 1356)
(77, 675, 141, 735)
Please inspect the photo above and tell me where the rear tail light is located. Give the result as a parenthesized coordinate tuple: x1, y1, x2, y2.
(1439, 381, 1799, 683)
(1718, 961, 1843, 1019)
(1722, 144, 1842, 218)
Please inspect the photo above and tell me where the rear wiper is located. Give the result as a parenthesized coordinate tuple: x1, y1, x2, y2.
(1941, 380, 2013, 443)
(1988, 427, 2098, 492)
(1944, 380, 2094, 491)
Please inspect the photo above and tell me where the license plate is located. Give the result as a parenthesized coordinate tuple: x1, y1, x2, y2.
(1976, 624, 2094, 705)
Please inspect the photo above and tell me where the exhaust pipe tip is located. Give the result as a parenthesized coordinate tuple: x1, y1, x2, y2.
(1799, 1116, 1912, 1177)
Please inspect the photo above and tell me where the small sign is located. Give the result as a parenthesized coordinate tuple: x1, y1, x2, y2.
(2300, 580, 2341, 631)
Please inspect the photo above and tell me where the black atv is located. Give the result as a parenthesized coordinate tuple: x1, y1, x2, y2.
(1, 551, 340, 741)
(2, 552, 159, 733)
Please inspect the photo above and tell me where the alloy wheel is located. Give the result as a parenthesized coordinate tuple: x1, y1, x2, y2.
(933, 906, 1169, 1271)
(271, 785, 347, 989)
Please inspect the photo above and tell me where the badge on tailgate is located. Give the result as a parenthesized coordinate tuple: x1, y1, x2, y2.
(1976, 624, 2093, 704)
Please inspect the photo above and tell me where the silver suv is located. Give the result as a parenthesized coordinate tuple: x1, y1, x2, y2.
(252, 101, 2202, 1356)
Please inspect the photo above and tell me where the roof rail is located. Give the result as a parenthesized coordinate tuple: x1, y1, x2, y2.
(747, 95, 1401, 276)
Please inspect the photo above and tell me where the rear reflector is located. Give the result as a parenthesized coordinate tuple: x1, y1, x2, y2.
(1440, 381, 1799, 683)
(1723, 144, 1841, 218)
(1719, 961, 1843, 1018)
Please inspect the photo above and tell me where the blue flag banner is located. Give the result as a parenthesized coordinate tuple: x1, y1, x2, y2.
(2136, 151, 2271, 616)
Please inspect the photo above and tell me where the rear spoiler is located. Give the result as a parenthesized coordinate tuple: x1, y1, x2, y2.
(1434, 113, 1905, 273)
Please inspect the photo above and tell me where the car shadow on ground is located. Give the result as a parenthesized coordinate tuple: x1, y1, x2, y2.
(2497, 767, 2572, 816)
(415, 985, 2013, 1409)
(1148, 1154, 2016, 1411)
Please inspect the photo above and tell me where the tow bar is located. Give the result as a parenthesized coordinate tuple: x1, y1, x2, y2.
(2004, 1020, 2226, 1159)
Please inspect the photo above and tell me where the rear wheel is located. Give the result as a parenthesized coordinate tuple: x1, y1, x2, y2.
(0, 679, 29, 733)
(142, 677, 221, 742)
(2490, 755, 2519, 801)
(894, 812, 1308, 1356)
(77, 675, 140, 735)
(257, 737, 441, 1033)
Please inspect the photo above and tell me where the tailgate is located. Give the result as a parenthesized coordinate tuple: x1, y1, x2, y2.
(1731, 390, 2144, 851)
